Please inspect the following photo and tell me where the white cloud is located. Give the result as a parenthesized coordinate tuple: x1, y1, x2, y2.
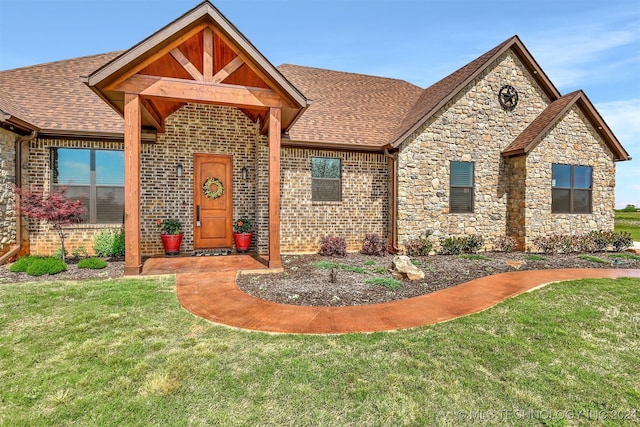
(596, 99, 640, 151)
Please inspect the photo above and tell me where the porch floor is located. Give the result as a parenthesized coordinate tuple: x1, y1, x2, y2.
(164, 258, 640, 334)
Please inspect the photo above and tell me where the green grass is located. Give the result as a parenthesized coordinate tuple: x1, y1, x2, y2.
(610, 253, 640, 261)
(459, 254, 490, 261)
(577, 255, 608, 264)
(2, 276, 640, 426)
(364, 260, 376, 266)
(615, 211, 640, 240)
(313, 261, 367, 274)
(525, 254, 546, 261)
(365, 277, 402, 290)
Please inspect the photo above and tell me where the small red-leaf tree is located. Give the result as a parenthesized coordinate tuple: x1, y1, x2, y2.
(15, 186, 87, 262)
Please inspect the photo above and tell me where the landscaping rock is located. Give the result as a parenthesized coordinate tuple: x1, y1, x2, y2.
(390, 255, 425, 281)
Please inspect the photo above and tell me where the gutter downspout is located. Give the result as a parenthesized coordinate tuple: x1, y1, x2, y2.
(384, 148, 399, 253)
(0, 130, 37, 265)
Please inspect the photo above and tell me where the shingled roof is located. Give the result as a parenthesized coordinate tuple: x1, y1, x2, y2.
(502, 90, 629, 160)
(278, 64, 423, 148)
(0, 35, 628, 160)
(0, 52, 124, 137)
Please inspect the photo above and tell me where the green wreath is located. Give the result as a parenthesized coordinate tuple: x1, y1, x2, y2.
(203, 177, 224, 199)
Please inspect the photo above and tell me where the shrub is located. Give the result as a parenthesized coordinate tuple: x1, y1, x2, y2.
(319, 235, 347, 257)
(439, 235, 484, 255)
(612, 231, 633, 252)
(25, 257, 67, 276)
(72, 245, 89, 259)
(93, 229, 125, 257)
(463, 235, 484, 254)
(78, 257, 108, 269)
(574, 234, 599, 253)
(439, 236, 466, 255)
(578, 255, 607, 264)
(361, 234, 388, 257)
(491, 235, 517, 252)
(588, 230, 612, 252)
(404, 230, 433, 256)
(532, 235, 573, 254)
(10, 256, 38, 273)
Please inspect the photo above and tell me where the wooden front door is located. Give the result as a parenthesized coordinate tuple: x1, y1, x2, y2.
(194, 154, 233, 249)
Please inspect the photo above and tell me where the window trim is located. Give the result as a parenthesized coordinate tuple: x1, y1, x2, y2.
(449, 160, 475, 214)
(311, 156, 342, 202)
(551, 163, 593, 214)
(50, 147, 124, 224)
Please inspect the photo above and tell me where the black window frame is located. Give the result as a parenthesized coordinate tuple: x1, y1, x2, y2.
(449, 161, 475, 214)
(50, 147, 125, 224)
(551, 163, 593, 214)
(311, 157, 342, 202)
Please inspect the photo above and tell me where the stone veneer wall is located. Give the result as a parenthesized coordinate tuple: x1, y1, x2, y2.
(141, 103, 263, 255)
(26, 138, 125, 255)
(522, 105, 616, 249)
(397, 50, 551, 248)
(505, 155, 526, 249)
(0, 128, 18, 256)
(273, 148, 389, 254)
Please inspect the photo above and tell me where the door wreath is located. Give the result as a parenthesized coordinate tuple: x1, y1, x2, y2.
(203, 177, 224, 199)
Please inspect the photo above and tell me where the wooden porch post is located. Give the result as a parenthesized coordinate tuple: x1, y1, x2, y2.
(123, 93, 142, 275)
(268, 107, 282, 268)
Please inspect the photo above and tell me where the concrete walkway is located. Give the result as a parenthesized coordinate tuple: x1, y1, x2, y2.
(157, 256, 640, 334)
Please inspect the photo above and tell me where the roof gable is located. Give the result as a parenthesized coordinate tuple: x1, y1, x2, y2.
(502, 90, 629, 161)
(390, 35, 561, 147)
(86, 1, 307, 132)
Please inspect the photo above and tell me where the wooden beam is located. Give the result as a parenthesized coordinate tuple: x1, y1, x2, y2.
(210, 26, 297, 109)
(203, 27, 214, 81)
(211, 56, 244, 84)
(140, 97, 164, 131)
(170, 48, 204, 81)
(123, 93, 142, 275)
(105, 23, 209, 91)
(268, 107, 282, 268)
(113, 74, 283, 108)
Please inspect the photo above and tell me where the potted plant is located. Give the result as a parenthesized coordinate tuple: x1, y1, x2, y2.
(157, 218, 184, 255)
(233, 217, 252, 253)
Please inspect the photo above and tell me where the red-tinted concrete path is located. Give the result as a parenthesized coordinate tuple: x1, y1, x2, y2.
(144, 256, 640, 334)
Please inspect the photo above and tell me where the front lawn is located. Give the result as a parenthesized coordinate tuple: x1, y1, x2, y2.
(1, 276, 639, 426)
(615, 211, 640, 240)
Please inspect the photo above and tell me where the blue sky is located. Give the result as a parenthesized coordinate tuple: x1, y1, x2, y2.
(1, 0, 639, 208)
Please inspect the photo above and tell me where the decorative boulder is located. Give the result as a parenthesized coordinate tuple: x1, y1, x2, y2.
(390, 255, 425, 281)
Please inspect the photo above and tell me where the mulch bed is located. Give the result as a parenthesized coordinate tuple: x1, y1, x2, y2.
(236, 252, 640, 306)
(2, 252, 639, 307)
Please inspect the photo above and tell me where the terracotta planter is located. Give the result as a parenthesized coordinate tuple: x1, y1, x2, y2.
(161, 233, 183, 255)
(233, 233, 252, 253)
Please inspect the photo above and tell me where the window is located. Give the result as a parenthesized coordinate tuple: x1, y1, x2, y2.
(552, 164, 592, 214)
(51, 148, 125, 223)
(311, 157, 341, 201)
(450, 161, 474, 213)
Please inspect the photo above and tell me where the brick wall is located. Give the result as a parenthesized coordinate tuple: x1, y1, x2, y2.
(275, 148, 389, 254)
(142, 103, 264, 255)
(0, 128, 17, 255)
(26, 137, 125, 256)
(397, 50, 551, 248)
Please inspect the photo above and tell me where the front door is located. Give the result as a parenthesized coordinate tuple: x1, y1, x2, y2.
(194, 153, 233, 249)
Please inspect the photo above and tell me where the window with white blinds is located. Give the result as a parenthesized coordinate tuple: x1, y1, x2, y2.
(51, 148, 124, 224)
(450, 161, 474, 213)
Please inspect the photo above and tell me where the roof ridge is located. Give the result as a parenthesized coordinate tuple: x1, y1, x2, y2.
(277, 63, 423, 87)
(388, 36, 518, 146)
